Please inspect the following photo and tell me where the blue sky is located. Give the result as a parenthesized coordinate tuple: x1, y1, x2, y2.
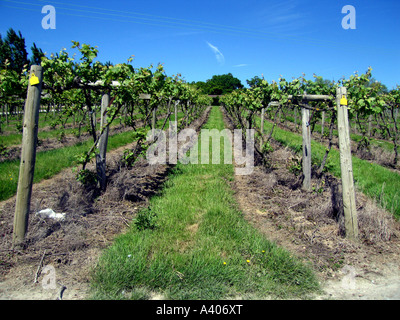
(0, 0, 399, 89)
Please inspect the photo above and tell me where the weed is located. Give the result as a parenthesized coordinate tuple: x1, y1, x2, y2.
(312, 180, 325, 194)
(121, 149, 137, 167)
(262, 141, 274, 154)
(50, 119, 59, 129)
(57, 130, 66, 142)
(121, 129, 149, 167)
(76, 169, 97, 186)
(288, 157, 302, 176)
(134, 207, 158, 231)
(0, 144, 8, 157)
(15, 122, 23, 133)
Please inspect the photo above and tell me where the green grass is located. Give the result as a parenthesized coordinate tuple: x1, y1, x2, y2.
(0, 113, 184, 202)
(0, 129, 136, 201)
(259, 118, 400, 219)
(1, 112, 72, 139)
(90, 106, 320, 300)
(0, 110, 154, 147)
(284, 113, 395, 153)
(1, 116, 126, 148)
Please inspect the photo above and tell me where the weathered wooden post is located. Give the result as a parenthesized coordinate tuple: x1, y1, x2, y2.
(301, 104, 312, 191)
(91, 109, 96, 131)
(12, 65, 43, 248)
(336, 86, 358, 240)
(174, 100, 179, 124)
(321, 111, 325, 136)
(5, 104, 8, 125)
(96, 93, 110, 191)
(139, 93, 152, 139)
(367, 114, 372, 137)
(260, 107, 265, 149)
(152, 106, 157, 138)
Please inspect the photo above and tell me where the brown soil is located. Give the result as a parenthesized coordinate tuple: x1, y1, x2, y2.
(223, 108, 400, 300)
(0, 107, 211, 300)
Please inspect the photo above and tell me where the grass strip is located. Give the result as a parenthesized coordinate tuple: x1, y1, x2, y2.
(90, 106, 319, 300)
(0, 129, 135, 201)
(260, 118, 400, 219)
(0, 113, 149, 148)
(0, 113, 183, 202)
(284, 113, 395, 153)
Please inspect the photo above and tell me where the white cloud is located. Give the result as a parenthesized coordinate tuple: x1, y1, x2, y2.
(233, 64, 248, 68)
(206, 41, 225, 65)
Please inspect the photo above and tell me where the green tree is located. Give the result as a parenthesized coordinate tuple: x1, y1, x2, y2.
(209, 85, 224, 95)
(368, 77, 388, 94)
(30, 42, 45, 66)
(192, 80, 208, 94)
(0, 28, 29, 73)
(207, 73, 243, 94)
(246, 75, 263, 88)
(193, 73, 243, 95)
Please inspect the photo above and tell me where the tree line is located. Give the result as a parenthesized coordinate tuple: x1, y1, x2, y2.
(0, 28, 45, 73)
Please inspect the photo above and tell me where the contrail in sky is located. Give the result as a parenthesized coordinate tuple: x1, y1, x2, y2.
(206, 41, 225, 65)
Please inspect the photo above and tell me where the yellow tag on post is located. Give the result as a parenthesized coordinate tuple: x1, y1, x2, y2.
(340, 95, 348, 106)
(29, 73, 40, 86)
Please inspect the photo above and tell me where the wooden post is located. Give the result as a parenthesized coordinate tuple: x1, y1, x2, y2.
(0, 105, 2, 133)
(152, 107, 156, 129)
(175, 100, 178, 124)
(294, 107, 297, 131)
(186, 101, 190, 126)
(5, 104, 8, 124)
(301, 105, 312, 191)
(367, 114, 372, 137)
(96, 93, 110, 191)
(336, 86, 358, 240)
(260, 107, 265, 149)
(92, 109, 96, 130)
(12, 65, 43, 248)
(151, 106, 157, 141)
(321, 111, 325, 136)
(124, 104, 128, 126)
